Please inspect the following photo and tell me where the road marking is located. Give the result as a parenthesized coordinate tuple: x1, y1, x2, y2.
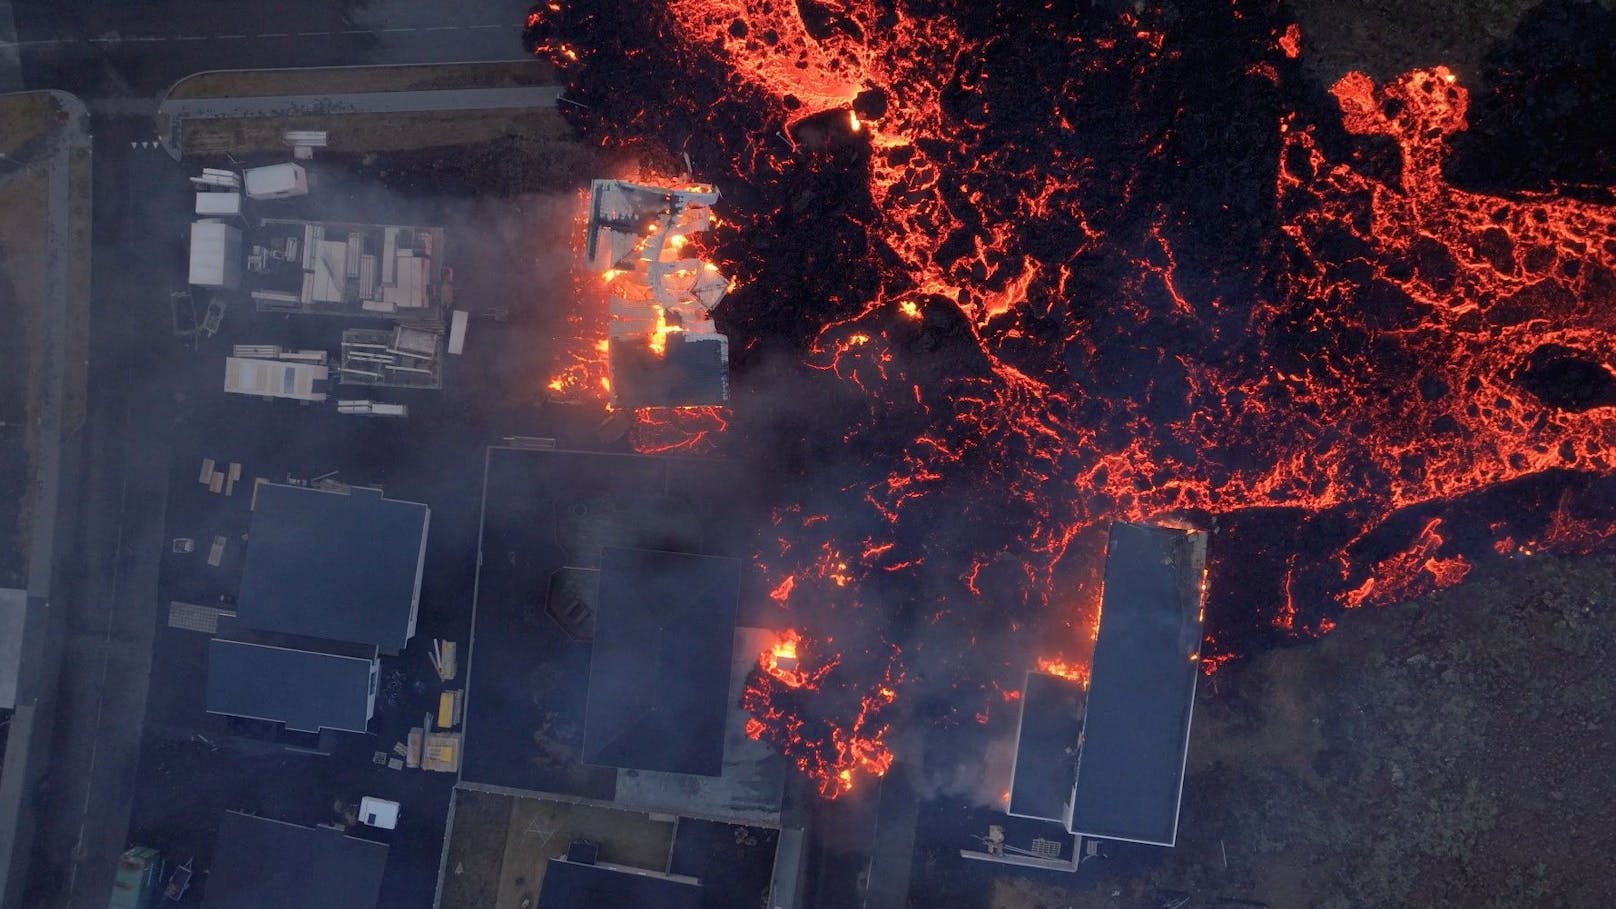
(174, 35, 205, 41)
(216, 34, 247, 39)
(258, 32, 289, 38)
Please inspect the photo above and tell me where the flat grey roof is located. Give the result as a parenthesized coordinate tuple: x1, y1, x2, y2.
(581, 547, 741, 776)
(0, 588, 24, 709)
(1007, 671, 1085, 824)
(205, 811, 388, 909)
(1070, 522, 1206, 846)
(538, 858, 701, 909)
(206, 638, 375, 733)
(237, 483, 428, 652)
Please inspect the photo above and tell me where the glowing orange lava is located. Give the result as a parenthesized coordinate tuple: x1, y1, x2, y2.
(532, 2, 1616, 798)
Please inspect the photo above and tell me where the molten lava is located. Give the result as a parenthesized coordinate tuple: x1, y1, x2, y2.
(530, 1, 1616, 797)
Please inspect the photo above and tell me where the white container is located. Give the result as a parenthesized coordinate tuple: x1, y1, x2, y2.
(243, 163, 309, 200)
(359, 796, 400, 829)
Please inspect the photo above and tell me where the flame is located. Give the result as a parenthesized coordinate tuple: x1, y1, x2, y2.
(646, 305, 686, 357)
(1035, 658, 1089, 687)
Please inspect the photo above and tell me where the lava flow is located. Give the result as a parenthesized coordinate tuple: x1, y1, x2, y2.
(530, 1, 1616, 797)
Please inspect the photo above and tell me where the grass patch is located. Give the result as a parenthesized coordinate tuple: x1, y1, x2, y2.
(0, 93, 55, 157)
(168, 61, 558, 100)
(63, 148, 90, 438)
(1284, 0, 1605, 83)
(0, 159, 50, 583)
(180, 107, 571, 158)
(439, 789, 513, 909)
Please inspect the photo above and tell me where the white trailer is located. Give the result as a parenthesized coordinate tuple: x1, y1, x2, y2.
(189, 220, 243, 289)
(243, 163, 309, 200)
(195, 192, 242, 217)
(224, 357, 329, 401)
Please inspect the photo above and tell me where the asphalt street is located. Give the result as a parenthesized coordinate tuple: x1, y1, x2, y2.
(7, 0, 530, 99)
(1, 2, 543, 905)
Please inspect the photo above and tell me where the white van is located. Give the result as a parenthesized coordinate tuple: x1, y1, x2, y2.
(243, 163, 309, 200)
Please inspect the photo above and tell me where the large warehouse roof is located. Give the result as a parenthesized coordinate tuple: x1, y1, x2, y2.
(1069, 522, 1206, 846)
(581, 547, 741, 776)
(237, 483, 428, 652)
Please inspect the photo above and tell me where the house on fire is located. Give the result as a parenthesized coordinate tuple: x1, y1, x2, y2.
(204, 483, 429, 736)
(998, 521, 1207, 852)
(584, 178, 730, 409)
(451, 446, 803, 908)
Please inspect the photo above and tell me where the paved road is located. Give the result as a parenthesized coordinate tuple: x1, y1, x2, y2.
(7, 0, 531, 98)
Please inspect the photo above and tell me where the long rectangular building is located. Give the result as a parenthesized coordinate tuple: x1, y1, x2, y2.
(1068, 522, 1206, 847)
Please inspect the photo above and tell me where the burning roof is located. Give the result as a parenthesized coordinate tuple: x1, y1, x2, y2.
(587, 179, 731, 409)
(1005, 671, 1085, 827)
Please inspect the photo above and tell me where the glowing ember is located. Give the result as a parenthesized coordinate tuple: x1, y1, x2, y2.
(1035, 658, 1089, 687)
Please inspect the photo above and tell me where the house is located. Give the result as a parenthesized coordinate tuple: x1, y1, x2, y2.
(1068, 522, 1206, 847)
(584, 179, 731, 409)
(204, 811, 387, 909)
(236, 483, 429, 654)
(990, 521, 1207, 859)
(1006, 670, 1086, 826)
(205, 636, 378, 734)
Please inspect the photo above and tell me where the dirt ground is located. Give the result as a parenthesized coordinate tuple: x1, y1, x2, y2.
(168, 61, 558, 99)
(180, 107, 573, 158)
(990, 551, 1616, 908)
(439, 788, 677, 909)
(0, 93, 53, 157)
(1285, 0, 1612, 82)
(0, 94, 57, 584)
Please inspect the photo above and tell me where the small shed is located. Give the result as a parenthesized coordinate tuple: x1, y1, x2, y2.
(205, 811, 387, 909)
(188, 220, 242, 289)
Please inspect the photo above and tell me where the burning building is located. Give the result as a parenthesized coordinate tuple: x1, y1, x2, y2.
(460, 445, 787, 826)
(585, 179, 730, 409)
(1005, 523, 1206, 848)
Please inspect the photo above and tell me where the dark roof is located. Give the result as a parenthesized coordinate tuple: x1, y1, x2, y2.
(609, 334, 729, 408)
(1007, 671, 1085, 824)
(205, 811, 388, 909)
(1070, 523, 1206, 846)
(237, 483, 428, 651)
(538, 858, 701, 909)
(582, 547, 741, 776)
(206, 638, 375, 733)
